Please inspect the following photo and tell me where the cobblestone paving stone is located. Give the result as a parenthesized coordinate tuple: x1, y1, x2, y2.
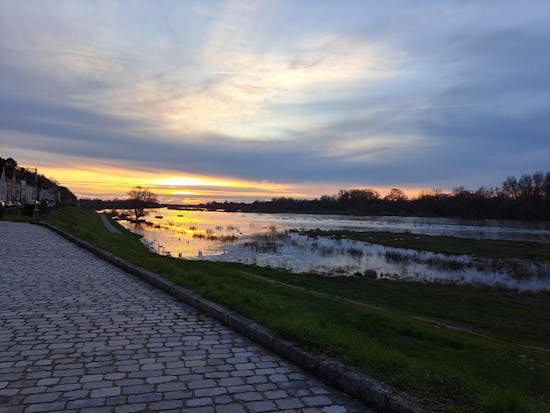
(0, 222, 371, 413)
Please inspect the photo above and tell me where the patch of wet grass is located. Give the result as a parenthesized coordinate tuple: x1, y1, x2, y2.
(44, 206, 550, 413)
(298, 229, 550, 262)
(384, 250, 468, 271)
(243, 240, 280, 253)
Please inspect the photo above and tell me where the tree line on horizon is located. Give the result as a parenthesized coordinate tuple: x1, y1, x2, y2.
(78, 171, 550, 221)
(198, 171, 550, 220)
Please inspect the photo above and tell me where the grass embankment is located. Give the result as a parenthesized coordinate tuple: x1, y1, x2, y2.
(43, 206, 550, 413)
(296, 229, 550, 262)
(0, 207, 32, 222)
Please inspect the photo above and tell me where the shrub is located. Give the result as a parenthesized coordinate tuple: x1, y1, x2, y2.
(22, 202, 49, 217)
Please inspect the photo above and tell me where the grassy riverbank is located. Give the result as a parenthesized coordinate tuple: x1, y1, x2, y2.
(0, 207, 32, 222)
(296, 229, 550, 262)
(41, 206, 550, 413)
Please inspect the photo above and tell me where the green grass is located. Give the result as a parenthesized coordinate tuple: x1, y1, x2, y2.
(0, 207, 32, 222)
(254, 271, 550, 349)
(297, 229, 550, 262)
(41, 206, 550, 413)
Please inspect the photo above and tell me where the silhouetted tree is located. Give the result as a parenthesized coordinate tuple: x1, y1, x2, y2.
(543, 172, 550, 201)
(384, 188, 408, 202)
(4, 157, 17, 177)
(502, 176, 520, 199)
(518, 174, 534, 199)
(533, 171, 544, 200)
(127, 186, 158, 221)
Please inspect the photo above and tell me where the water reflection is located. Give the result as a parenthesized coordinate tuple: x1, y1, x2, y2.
(114, 208, 550, 292)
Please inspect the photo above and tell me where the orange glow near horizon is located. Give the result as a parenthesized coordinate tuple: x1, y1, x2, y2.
(38, 163, 309, 203)
(38, 163, 425, 204)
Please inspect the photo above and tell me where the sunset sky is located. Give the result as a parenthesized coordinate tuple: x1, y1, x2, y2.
(1, 1, 549, 203)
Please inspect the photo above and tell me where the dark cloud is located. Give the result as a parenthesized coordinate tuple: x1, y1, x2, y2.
(0, 93, 418, 184)
(1, 83, 548, 189)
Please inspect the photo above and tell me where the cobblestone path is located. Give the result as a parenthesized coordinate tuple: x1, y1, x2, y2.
(0, 222, 369, 413)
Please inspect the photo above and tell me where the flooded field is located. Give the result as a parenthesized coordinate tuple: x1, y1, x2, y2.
(114, 208, 550, 292)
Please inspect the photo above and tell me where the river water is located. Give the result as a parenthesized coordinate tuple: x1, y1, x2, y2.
(114, 208, 550, 292)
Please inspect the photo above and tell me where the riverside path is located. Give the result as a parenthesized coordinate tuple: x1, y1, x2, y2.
(0, 222, 370, 413)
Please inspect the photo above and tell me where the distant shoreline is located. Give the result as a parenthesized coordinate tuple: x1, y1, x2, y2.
(163, 204, 550, 223)
(88, 203, 550, 224)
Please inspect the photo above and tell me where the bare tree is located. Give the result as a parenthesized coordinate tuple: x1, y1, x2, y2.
(127, 186, 158, 221)
(384, 188, 408, 202)
(518, 174, 534, 199)
(502, 176, 520, 199)
(543, 172, 550, 201)
(533, 171, 544, 199)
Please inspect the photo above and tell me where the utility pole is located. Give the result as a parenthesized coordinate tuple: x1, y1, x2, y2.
(33, 168, 39, 221)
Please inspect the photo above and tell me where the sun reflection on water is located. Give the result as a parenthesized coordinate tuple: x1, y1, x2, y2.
(113, 208, 550, 292)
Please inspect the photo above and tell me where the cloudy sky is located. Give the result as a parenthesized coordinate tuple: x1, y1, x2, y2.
(1, 0, 549, 203)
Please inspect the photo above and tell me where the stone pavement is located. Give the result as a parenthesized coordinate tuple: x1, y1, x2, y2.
(0, 222, 370, 413)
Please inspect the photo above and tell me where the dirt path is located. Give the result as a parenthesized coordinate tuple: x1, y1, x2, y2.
(100, 213, 121, 234)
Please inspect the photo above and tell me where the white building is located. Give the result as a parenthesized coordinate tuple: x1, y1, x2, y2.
(39, 187, 56, 204)
(0, 167, 6, 202)
(20, 179, 38, 203)
(7, 172, 16, 202)
(0, 166, 59, 205)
